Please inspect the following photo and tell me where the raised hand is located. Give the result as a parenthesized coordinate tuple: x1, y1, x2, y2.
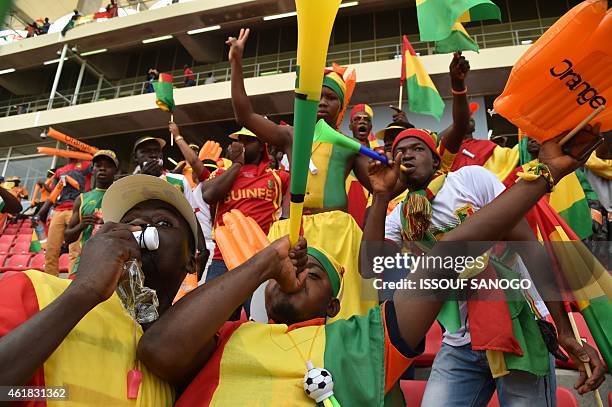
(69, 222, 141, 307)
(226, 28, 250, 63)
(227, 142, 245, 165)
(169, 122, 181, 141)
(539, 123, 600, 182)
(449, 51, 470, 89)
(269, 236, 307, 294)
(368, 153, 401, 195)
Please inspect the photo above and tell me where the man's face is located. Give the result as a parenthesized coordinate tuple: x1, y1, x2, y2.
(265, 255, 338, 325)
(135, 140, 162, 167)
(383, 129, 405, 155)
(120, 200, 194, 314)
(318, 86, 342, 127)
(349, 112, 372, 142)
(527, 138, 541, 158)
(237, 135, 263, 164)
(93, 157, 118, 186)
(394, 138, 439, 188)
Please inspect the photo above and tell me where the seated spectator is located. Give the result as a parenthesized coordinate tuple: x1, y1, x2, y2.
(40, 17, 51, 34)
(107, 0, 119, 18)
(26, 22, 39, 38)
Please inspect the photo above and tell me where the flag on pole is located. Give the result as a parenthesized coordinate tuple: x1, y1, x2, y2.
(401, 35, 444, 120)
(526, 200, 612, 373)
(417, 0, 500, 41)
(435, 22, 479, 53)
(153, 73, 175, 112)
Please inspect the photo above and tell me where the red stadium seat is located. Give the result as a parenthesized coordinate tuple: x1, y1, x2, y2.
(58, 253, 70, 274)
(0, 254, 7, 270)
(3, 227, 18, 235)
(12, 241, 31, 255)
(1, 254, 33, 272)
(18, 228, 33, 235)
(400, 380, 426, 407)
(415, 323, 443, 367)
(28, 253, 45, 271)
(0, 235, 15, 246)
(0, 243, 11, 255)
(14, 234, 32, 244)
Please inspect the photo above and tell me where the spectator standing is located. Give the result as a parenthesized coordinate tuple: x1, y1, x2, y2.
(44, 150, 93, 276)
(184, 65, 196, 87)
(61, 10, 80, 36)
(64, 150, 119, 277)
(145, 68, 159, 93)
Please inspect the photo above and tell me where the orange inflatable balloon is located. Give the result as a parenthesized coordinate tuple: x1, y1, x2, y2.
(494, 0, 612, 142)
(37, 147, 93, 161)
(48, 182, 63, 203)
(216, 209, 270, 271)
(47, 128, 99, 155)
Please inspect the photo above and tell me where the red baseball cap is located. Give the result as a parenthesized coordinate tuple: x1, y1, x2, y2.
(392, 128, 440, 159)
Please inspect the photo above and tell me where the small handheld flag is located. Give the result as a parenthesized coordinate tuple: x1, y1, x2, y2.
(153, 73, 176, 145)
(400, 36, 444, 120)
(153, 73, 175, 112)
(416, 0, 500, 53)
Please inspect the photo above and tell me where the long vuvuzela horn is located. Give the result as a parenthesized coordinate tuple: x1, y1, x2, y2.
(289, 0, 341, 246)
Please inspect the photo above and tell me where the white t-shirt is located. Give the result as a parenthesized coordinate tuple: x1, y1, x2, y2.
(192, 182, 214, 250)
(385, 166, 548, 346)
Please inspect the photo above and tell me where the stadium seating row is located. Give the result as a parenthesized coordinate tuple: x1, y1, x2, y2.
(0, 252, 68, 273)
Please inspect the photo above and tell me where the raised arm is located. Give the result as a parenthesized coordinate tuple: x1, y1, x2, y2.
(138, 236, 307, 386)
(391, 131, 591, 350)
(0, 223, 140, 386)
(200, 142, 244, 205)
(437, 52, 471, 154)
(359, 154, 402, 278)
(169, 122, 210, 182)
(227, 28, 293, 155)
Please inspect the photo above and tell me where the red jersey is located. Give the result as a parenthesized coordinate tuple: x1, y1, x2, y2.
(211, 161, 289, 260)
(52, 161, 93, 211)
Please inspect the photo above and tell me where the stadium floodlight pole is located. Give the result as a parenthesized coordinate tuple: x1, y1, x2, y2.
(47, 44, 68, 110)
(72, 62, 87, 105)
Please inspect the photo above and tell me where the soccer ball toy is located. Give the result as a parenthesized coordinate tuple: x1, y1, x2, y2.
(303, 364, 334, 403)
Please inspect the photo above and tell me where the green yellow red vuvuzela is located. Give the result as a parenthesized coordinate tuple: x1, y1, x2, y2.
(289, 0, 341, 245)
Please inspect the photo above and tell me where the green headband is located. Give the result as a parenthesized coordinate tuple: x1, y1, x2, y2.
(307, 247, 341, 298)
(322, 76, 345, 109)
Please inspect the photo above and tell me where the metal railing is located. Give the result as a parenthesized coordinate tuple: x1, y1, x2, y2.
(0, 24, 549, 118)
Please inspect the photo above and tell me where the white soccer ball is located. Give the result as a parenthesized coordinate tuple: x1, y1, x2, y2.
(303, 367, 334, 403)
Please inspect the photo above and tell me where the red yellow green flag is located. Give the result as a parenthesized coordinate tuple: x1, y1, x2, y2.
(435, 22, 479, 53)
(153, 73, 175, 112)
(417, 0, 500, 42)
(401, 35, 444, 120)
(526, 200, 612, 373)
